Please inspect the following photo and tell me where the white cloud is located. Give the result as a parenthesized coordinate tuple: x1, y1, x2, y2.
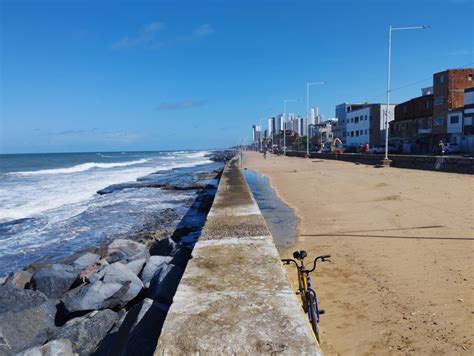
(112, 21, 165, 49)
(112, 22, 214, 50)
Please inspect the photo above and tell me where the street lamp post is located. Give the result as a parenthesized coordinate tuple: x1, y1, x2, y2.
(306, 81, 325, 156)
(284, 99, 296, 155)
(384, 25, 429, 162)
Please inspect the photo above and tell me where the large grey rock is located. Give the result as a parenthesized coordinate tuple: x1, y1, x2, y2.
(62, 281, 123, 314)
(0, 286, 56, 355)
(147, 263, 184, 304)
(8, 270, 33, 289)
(17, 339, 74, 356)
(106, 239, 149, 263)
(62, 262, 143, 313)
(51, 309, 117, 355)
(125, 258, 147, 276)
(95, 299, 169, 356)
(73, 252, 100, 271)
(31, 264, 78, 299)
(140, 256, 172, 287)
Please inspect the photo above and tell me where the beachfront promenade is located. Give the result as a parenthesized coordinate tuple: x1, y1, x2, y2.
(244, 151, 473, 355)
(155, 157, 321, 354)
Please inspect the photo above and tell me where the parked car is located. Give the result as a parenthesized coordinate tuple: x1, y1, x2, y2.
(444, 143, 461, 154)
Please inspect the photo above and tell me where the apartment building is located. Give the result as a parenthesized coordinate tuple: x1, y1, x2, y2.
(345, 104, 395, 147)
(390, 90, 433, 154)
(432, 68, 473, 139)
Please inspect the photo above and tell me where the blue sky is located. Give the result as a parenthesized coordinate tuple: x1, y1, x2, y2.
(1, 0, 473, 153)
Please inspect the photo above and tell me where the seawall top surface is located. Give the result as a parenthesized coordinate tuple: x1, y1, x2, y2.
(155, 157, 321, 355)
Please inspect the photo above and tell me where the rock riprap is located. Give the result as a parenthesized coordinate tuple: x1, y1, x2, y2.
(0, 286, 56, 355)
(63, 262, 144, 313)
(30, 263, 79, 299)
(51, 309, 117, 355)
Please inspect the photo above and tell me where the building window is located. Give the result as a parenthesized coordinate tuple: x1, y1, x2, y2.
(434, 117, 444, 126)
(351, 118, 354, 123)
(438, 74, 445, 83)
(403, 106, 407, 113)
(434, 96, 444, 106)
(450, 116, 459, 124)
(351, 131, 354, 137)
(356, 131, 359, 137)
(365, 115, 368, 120)
(355, 117, 359, 123)
(425, 101, 430, 109)
(365, 129, 368, 134)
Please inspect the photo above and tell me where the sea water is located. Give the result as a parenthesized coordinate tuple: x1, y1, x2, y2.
(0, 151, 218, 275)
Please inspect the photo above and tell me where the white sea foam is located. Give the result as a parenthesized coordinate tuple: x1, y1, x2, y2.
(0, 155, 212, 223)
(9, 159, 149, 176)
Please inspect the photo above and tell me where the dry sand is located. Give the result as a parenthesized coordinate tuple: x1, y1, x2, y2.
(244, 151, 473, 355)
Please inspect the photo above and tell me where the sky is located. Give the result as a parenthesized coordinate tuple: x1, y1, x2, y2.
(1, 0, 473, 153)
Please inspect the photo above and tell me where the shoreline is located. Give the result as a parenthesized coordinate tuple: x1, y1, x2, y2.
(243, 151, 473, 355)
(0, 152, 234, 355)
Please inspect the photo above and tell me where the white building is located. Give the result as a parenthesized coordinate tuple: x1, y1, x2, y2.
(252, 124, 261, 142)
(268, 117, 275, 136)
(276, 114, 283, 133)
(310, 107, 319, 125)
(345, 104, 395, 147)
(297, 117, 307, 136)
(334, 103, 366, 143)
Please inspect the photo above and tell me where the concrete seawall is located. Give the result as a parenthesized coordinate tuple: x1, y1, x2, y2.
(285, 151, 474, 174)
(155, 157, 321, 354)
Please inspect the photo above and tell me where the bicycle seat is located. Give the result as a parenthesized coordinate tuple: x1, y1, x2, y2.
(293, 250, 307, 260)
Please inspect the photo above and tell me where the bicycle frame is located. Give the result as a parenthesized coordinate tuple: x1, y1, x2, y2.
(282, 254, 330, 324)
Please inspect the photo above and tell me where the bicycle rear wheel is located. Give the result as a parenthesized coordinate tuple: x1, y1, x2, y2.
(308, 294, 321, 344)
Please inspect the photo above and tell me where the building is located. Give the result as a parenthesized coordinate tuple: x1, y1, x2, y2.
(313, 119, 337, 145)
(310, 107, 322, 125)
(276, 114, 283, 133)
(296, 117, 307, 137)
(252, 124, 261, 143)
(334, 103, 366, 143)
(390, 90, 433, 154)
(462, 87, 474, 152)
(345, 104, 395, 147)
(390, 68, 474, 153)
(432, 69, 474, 142)
(268, 117, 275, 136)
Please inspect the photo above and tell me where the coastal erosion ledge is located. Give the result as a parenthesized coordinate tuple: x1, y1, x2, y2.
(155, 157, 321, 354)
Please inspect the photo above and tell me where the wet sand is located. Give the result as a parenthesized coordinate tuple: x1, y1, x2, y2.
(244, 151, 473, 355)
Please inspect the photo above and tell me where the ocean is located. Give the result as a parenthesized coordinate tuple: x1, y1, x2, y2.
(0, 150, 220, 276)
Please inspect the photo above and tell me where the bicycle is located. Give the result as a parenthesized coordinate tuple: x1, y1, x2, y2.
(281, 251, 331, 343)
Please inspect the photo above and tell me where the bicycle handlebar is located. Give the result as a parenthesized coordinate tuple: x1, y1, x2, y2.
(281, 258, 299, 268)
(307, 255, 332, 273)
(281, 254, 331, 272)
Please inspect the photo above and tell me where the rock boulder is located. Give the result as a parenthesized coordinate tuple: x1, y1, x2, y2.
(0, 286, 56, 355)
(106, 239, 149, 263)
(51, 309, 117, 355)
(31, 264, 78, 299)
(17, 339, 74, 356)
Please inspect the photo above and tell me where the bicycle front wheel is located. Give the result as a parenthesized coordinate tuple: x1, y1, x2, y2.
(308, 294, 321, 344)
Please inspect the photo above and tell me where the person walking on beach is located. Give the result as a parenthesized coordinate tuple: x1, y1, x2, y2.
(263, 148, 267, 160)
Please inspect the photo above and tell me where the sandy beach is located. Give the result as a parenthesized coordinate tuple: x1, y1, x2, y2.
(244, 151, 473, 355)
